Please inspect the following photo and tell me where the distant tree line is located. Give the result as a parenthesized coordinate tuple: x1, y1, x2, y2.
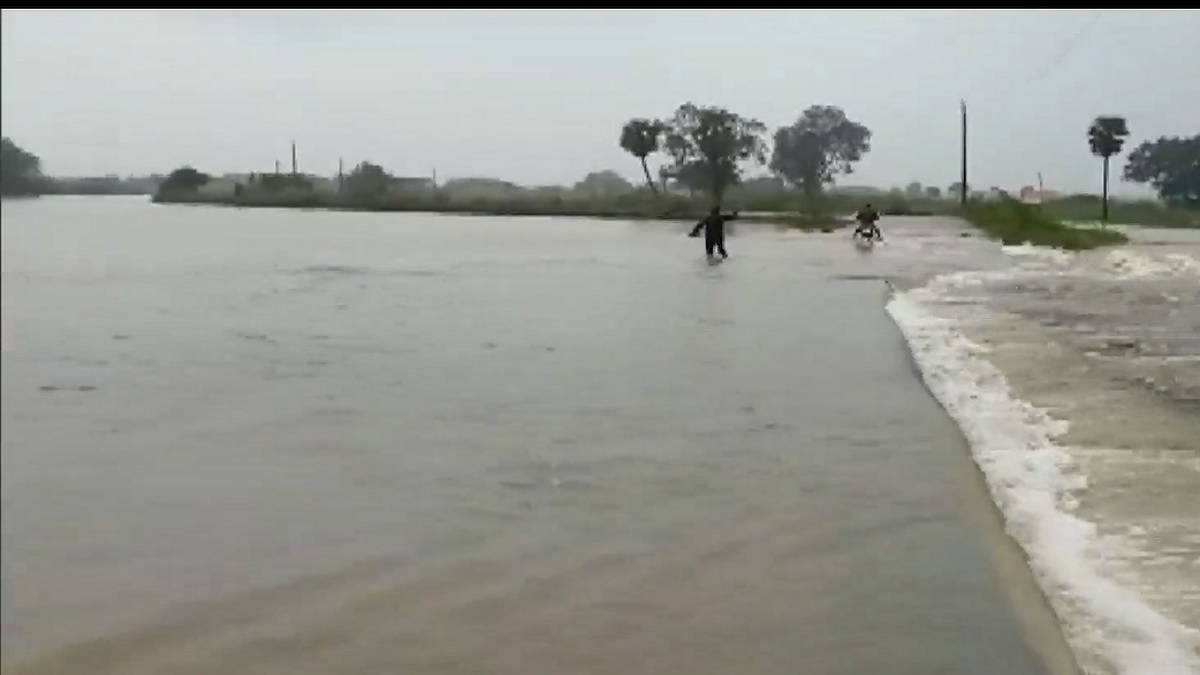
(5, 117, 1196, 216)
(619, 103, 872, 208)
(151, 160, 444, 204)
(2, 137, 159, 196)
(618, 104, 1198, 218)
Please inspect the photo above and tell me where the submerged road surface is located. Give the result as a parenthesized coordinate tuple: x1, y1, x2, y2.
(2, 197, 1059, 675)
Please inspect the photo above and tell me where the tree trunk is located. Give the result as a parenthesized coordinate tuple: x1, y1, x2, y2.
(710, 176, 724, 209)
(1101, 155, 1110, 225)
(802, 178, 821, 216)
(640, 157, 658, 196)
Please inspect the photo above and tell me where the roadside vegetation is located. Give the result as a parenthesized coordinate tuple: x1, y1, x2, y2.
(6, 112, 1196, 247)
(962, 199, 1128, 250)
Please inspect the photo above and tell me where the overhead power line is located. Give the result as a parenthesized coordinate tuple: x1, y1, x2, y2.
(1034, 12, 1103, 81)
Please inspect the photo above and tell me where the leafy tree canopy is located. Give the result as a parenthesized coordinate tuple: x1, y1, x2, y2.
(769, 105, 871, 197)
(1122, 134, 1199, 208)
(1087, 116, 1130, 159)
(662, 103, 767, 204)
(619, 118, 668, 194)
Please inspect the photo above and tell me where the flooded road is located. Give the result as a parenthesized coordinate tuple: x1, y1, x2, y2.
(0, 196, 1116, 674)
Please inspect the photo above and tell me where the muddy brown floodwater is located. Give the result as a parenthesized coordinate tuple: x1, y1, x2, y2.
(3, 197, 1071, 675)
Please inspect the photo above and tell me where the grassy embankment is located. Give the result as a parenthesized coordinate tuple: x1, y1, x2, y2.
(152, 183, 966, 231)
(961, 198, 1129, 250)
(153, 187, 845, 228)
(154, 181, 1193, 245)
(1037, 194, 1198, 229)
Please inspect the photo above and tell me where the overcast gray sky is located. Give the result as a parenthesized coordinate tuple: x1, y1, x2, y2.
(3, 10, 1197, 195)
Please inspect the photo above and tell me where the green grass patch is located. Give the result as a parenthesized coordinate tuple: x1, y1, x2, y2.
(962, 199, 1128, 250)
(1038, 194, 1198, 229)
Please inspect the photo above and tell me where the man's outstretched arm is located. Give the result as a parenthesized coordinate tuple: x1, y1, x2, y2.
(688, 220, 705, 237)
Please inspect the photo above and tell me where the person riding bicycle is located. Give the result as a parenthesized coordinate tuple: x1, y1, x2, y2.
(853, 203, 882, 241)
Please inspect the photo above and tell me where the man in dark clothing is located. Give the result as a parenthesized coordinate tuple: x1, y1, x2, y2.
(688, 206, 740, 261)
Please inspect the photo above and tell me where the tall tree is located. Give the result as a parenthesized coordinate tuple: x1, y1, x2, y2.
(1122, 134, 1200, 209)
(1, 137, 45, 196)
(769, 106, 872, 201)
(1087, 116, 1130, 223)
(619, 118, 666, 195)
(662, 103, 767, 205)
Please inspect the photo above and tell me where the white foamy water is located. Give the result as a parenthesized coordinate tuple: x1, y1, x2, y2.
(997, 243, 1200, 280)
(1096, 249, 1200, 280)
(887, 242, 1200, 675)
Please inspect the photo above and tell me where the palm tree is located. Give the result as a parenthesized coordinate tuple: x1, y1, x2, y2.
(619, 118, 665, 195)
(1087, 116, 1130, 223)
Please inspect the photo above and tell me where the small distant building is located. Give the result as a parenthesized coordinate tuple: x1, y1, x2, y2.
(392, 177, 435, 194)
(1018, 186, 1064, 204)
(197, 177, 239, 199)
(441, 178, 523, 200)
(839, 185, 882, 196)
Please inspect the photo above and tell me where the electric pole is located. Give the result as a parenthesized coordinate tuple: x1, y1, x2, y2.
(291, 141, 298, 175)
(960, 99, 968, 207)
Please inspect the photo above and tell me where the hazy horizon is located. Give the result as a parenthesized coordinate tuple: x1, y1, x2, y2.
(3, 10, 1198, 196)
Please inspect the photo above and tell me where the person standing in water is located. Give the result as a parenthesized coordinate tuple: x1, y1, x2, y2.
(688, 206, 740, 262)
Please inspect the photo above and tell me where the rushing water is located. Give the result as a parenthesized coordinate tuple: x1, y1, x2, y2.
(887, 226, 1200, 675)
(1, 196, 1196, 675)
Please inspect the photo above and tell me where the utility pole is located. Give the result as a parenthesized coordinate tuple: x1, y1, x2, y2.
(274, 160, 280, 175)
(338, 157, 345, 193)
(291, 141, 298, 175)
(960, 99, 968, 207)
